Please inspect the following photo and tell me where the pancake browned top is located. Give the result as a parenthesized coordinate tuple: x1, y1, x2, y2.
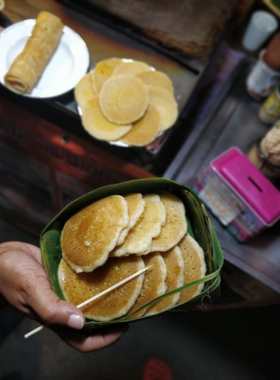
(149, 191, 187, 253)
(81, 96, 132, 141)
(74, 73, 96, 109)
(116, 193, 146, 246)
(145, 246, 184, 316)
(148, 85, 178, 131)
(127, 252, 167, 319)
(91, 58, 122, 94)
(136, 71, 174, 94)
(120, 105, 161, 147)
(99, 74, 149, 125)
(112, 60, 151, 76)
(111, 194, 166, 257)
(58, 255, 145, 322)
(178, 234, 206, 304)
(61, 195, 129, 273)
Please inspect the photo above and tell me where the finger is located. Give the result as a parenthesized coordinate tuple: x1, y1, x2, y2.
(0, 241, 42, 264)
(0, 242, 84, 330)
(52, 324, 129, 353)
(22, 276, 85, 330)
(25, 243, 43, 265)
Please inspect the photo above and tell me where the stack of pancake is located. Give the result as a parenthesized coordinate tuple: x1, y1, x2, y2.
(58, 191, 206, 321)
(74, 58, 178, 146)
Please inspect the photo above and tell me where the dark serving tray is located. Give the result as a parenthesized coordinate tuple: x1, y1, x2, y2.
(165, 57, 280, 294)
(0, 1, 198, 169)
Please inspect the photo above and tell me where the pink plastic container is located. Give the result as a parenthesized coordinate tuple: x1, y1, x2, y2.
(194, 147, 280, 241)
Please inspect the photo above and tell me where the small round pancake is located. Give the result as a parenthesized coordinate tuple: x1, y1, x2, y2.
(99, 74, 149, 124)
(81, 96, 132, 141)
(145, 246, 184, 316)
(91, 58, 122, 94)
(61, 195, 129, 273)
(58, 256, 145, 321)
(74, 73, 96, 109)
(127, 252, 167, 319)
(120, 105, 161, 146)
(117, 193, 146, 246)
(111, 194, 166, 257)
(178, 234, 206, 304)
(136, 71, 174, 93)
(148, 85, 178, 131)
(149, 191, 187, 253)
(112, 60, 151, 76)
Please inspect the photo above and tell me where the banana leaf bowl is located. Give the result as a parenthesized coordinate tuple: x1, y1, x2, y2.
(40, 177, 224, 330)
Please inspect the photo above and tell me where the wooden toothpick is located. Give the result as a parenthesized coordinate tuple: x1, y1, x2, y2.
(24, 264, 152, 339)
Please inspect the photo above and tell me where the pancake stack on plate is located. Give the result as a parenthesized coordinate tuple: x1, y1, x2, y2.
(58, 191, 207, 322)
(74, 58, 178, 146)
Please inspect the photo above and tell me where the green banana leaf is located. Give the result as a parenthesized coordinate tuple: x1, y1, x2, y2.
(40, 178, 224, 329)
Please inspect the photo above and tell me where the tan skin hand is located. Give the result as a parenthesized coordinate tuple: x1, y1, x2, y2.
(0, 241, 128, 352)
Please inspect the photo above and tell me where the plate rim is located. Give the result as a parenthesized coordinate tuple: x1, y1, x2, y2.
(0, 19, 91, 99)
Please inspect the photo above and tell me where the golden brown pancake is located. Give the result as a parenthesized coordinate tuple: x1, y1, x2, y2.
(120, 105, 161, 146)
(145, 246, 184, 316)
(58, 256, 145, 321)
(148, 85, 178, 131)
(91, 58, 122, 94)
(112, 60, 151, 76)
(136, 71, 174, 93)
(81, 96, 132, 141)
(117, 193, 146, 245)
(127, 252, 167, 319)
(178, 234, 206, 304)
(61, 195, 129, 272)
(149, 191, 187, 253)
(74, 73, 96, 109)
(99, 74, 149, 124)
(111, 194, 166, 257)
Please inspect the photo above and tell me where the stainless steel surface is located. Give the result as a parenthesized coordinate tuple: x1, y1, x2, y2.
(165, 57, 280, 294)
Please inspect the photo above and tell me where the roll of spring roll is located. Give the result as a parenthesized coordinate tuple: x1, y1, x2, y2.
(0, 1, 5, 11)
(4, 11, 64, 94)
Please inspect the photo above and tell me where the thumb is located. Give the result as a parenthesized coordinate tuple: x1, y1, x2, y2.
(25, 277, 85, 330)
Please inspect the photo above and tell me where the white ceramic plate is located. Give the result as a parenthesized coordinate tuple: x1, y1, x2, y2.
(0, 19, 90, 98)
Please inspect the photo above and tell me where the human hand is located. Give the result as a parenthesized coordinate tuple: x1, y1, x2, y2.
(0, 241, 128, 352)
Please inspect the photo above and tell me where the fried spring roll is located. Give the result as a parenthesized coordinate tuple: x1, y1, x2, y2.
(0, 1, 5, 11)
(4, 11, 64, 94)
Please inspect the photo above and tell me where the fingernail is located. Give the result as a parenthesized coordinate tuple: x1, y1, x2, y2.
(67, 314, 84, 330)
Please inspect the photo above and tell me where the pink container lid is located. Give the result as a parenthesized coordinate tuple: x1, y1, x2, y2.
(211, 147, 280, 225)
